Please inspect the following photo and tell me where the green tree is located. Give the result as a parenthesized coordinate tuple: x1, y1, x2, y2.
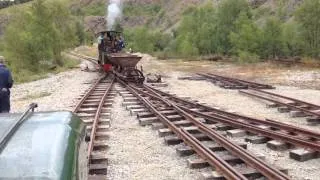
(281, 21, 303, 56)
(295, 0, 320, 58)
(177, 35, 199, 56)
(125, 27, 154, 53)
(215, 0, 250, 54)
(3, 0, 77, 74)
(175, 3, 217, 56)
(260, 17, 284, 59)
(229, 12, 262, 56)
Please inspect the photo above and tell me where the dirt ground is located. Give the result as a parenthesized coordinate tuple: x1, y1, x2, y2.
(10, 46, 320, 180)
(72, 46, 320, 179)
(136, 53, 320, 180)
(136, 53, 320, 90)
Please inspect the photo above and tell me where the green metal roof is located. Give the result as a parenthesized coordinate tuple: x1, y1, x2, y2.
(0, 111, 85, 180)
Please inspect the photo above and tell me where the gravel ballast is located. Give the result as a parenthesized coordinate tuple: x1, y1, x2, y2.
(157, 71, 320, 180)
(107, 93, 202, 180)
(11, 69, 99, 113)
(8, 51, 320, 180)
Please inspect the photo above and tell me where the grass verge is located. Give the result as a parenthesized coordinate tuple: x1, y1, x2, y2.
(13, 54, 80, 83)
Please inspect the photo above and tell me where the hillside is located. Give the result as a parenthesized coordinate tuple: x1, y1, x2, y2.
(0, 0, 305, 36)
(81, 0, 304, 34)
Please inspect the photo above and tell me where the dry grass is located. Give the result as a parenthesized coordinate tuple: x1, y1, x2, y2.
(301, 57, 320, 68)
(74, 45, 98, 57)
(18, 92, 52, 101)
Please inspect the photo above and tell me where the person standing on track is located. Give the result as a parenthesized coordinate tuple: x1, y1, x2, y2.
(0, 56, 13, 113)
(98, 32, 105, 65)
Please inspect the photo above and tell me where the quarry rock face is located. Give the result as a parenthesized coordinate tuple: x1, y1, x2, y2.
(84, 16, 107, 35)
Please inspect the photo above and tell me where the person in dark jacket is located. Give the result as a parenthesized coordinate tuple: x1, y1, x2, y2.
(97, 33, 105, 65)
(0, 56, 13, 113)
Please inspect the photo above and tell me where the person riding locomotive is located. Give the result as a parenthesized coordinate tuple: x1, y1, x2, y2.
(97, 31, 126, 72)
(97, 30, 145, 83)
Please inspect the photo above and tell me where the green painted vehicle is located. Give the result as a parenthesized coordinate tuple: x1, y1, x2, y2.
(0, 107, 86, 180)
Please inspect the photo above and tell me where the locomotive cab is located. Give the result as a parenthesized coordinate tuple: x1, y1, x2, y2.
(98, 31, 125, 72)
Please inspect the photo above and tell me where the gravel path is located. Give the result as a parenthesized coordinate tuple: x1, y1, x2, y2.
(107, 90, 203, 180)
(11, 69, 99, 113)
(157, 71, 320, 180)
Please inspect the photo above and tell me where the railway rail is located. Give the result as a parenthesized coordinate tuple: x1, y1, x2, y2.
(239, 88, 320, 124)
(69, 51, 99, 64)
(133, 84, 320, 160)
(73, 74, 115, 179)
(199, 73, 274, 89)
(116, 80, 290, 179)
(145, 85, 320, 159)
(71, 52, 318, 179)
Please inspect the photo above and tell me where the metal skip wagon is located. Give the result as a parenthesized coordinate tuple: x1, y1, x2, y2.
(108, 53, 145, 84)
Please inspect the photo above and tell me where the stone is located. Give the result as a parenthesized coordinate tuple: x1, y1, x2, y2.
(278, 106, 291, 113)
(139, 117, 159, 126)
(290, 111, 307, 117)
(245, 136, 270, 144)
(266, 102, 280, 108)
(226, 129, 247, 137)
(215, 123, 234, 131)
(290, 149, 319, 162)
(176, 143, 247, 157)
(267, 140, 291, 151)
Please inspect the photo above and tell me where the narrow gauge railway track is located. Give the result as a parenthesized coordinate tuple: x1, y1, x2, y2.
(73, 75, 116, 179)
(69, 51, 98, 64)
(199, 73, 274, 89)
(239, 88, 320, 124)
(117, 80, 289, 180)
(144, 85, 320, 161)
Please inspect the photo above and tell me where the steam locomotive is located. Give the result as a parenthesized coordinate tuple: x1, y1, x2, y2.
(97, 31, 145, 84)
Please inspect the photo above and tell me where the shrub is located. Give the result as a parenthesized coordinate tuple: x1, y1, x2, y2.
(237, 51, 260, 63)
(295, 0, 320, 58)
(3, 0, 77, 79)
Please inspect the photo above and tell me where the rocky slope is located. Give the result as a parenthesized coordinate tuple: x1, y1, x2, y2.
(82, 0, 305, 34)
(0, 0, 305, 37)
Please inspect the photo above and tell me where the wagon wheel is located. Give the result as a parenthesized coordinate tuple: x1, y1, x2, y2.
(123, 68, 145, 84)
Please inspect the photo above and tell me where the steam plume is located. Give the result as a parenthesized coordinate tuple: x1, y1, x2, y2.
(107, 0, 122, 30)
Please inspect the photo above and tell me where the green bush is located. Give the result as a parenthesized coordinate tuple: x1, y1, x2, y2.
(229, 12, 262, 56)
(237, 51, 260, 63)
(295, 0, 320, 58)
(260, 17, 284, 59)
(3, 0, 78, 80)
(124, 27, 172, 53)
(124, 0, 320, 62)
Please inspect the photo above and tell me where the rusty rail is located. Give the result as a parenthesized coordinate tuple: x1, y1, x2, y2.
(122, 81, 289, 179)
(173, 104, 289, 180)
(87, 77, 115, 162)
(124, 83, 249, 179)
(68, 52, 98, 64)
(73, 75, 106, 112)
(145, 85, 320, 150)
(198, 73, 274, 89)
(73, 74, 114, 178)
(239, 89, 320, 118)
